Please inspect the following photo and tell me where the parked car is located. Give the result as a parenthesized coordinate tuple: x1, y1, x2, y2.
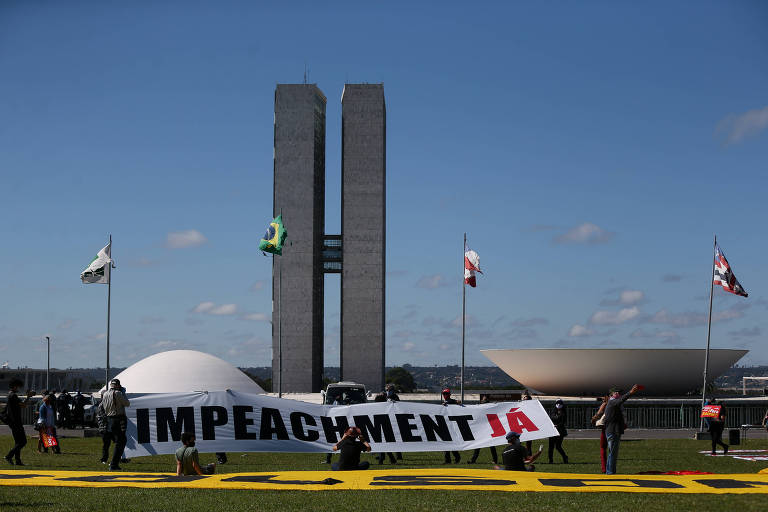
(321, 381, 369, 405)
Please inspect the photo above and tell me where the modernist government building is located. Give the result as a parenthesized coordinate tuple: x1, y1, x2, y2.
(272, 83, 385, 392)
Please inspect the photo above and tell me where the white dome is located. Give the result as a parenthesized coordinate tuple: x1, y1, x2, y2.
(101, 350, 265, 394)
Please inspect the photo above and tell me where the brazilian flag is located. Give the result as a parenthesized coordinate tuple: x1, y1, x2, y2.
(259, 215, 287, 255)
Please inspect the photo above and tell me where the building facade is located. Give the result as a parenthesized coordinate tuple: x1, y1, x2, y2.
(272, 84, 326, 392)
(271, 83, 385, 392)
(341, 84, 386, 390)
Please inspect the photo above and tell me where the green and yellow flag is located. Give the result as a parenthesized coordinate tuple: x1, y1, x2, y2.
(259, 215, 287, 255)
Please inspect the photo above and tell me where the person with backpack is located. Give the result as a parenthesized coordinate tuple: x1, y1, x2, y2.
(3, 378, 35, 466)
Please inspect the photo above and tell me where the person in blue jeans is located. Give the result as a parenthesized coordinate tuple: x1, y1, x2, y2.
(603, 384, 640, 475)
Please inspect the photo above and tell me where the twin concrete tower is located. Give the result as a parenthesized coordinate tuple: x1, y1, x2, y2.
(272, 83, 385, 392)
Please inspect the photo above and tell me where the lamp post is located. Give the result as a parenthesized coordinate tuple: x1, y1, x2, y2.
(45, 336, 51, 390)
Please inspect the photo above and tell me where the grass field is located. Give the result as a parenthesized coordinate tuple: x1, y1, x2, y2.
(1, 435, 767, 511)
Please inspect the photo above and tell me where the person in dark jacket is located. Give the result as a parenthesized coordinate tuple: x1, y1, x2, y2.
(441, 388, 461, 464)
(603, 384, 640, 475)
(708, 399, 728, 455)
(547, 398, 568, 464)
(3, 379, 35, 466)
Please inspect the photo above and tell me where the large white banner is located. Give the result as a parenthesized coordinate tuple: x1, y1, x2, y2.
(123, 391, 557, 457)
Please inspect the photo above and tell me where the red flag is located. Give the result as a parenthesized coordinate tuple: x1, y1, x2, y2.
(464, 242, 482, 288)
(714, 243, 748, 297)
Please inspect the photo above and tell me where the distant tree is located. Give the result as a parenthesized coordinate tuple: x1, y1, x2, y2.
(245, 372, 272, 392)
(386, 367, 416, 393)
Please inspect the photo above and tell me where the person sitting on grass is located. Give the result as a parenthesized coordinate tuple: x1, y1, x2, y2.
(175, 432, 215, 476)
(331, 427, 371, 471)
(495, 431, 542, 472)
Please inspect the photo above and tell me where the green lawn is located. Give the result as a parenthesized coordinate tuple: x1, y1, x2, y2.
(1, 436, 767, 512)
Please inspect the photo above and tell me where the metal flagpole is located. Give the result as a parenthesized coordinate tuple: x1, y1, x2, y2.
(278, 209, 283, 398)
(700, 234, 716, 432)
(106, 234, 112, 387)
(278, 252, 283, 398)
(461, 233, 466, 403)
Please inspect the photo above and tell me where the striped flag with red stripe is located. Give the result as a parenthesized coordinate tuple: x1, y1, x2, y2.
(714, 243, 748, 297)
(464, 241, 482, 288)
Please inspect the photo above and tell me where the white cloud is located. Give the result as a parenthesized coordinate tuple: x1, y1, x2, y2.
(192, 301, 237, 316)
(192, 301, 215, 314)
(619, 290, 644, 305)
(589, 306, 640, 325)
(568, 324, 593, 337)
(403, 342, 415, 352)
(241, 312, 270, 322)
(555, 223, 614, 245)
(717, 105, 768, 145)
(601, 290, 645, 306)
(416, 274, 452, 289)
(250, 281, 266, 292)
(166, 229, 207, 249)
(209, 304, 237, 316)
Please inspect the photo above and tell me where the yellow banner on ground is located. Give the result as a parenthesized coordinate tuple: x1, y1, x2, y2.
(2, 469, 768, 494)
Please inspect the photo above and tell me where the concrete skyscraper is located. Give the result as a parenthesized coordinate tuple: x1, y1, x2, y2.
(272, 84, 326, 392)
(271, 83, 385, 392)
(340, 84, 386, 390)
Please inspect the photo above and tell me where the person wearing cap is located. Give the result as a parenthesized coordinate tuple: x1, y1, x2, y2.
(100, 378, 130, 470)
(603, 384, 640, 475)
(496, 431, 541, 471)
(331, 427, 371, 470)
(441, 388, 461, 464)
(547, 398, 568, 464)
(4, 378, 35, 466)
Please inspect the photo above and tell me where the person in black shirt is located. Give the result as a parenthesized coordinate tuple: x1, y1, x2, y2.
(547, 398, 569, 464)
(4, 379, 35, 466)
(331, 427, 371, 470)
(708, 399, 728, 455)
(441, 388, 461, 464)
(496, 431, 541, 471)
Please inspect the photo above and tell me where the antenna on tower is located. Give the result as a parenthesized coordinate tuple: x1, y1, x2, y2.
(304, 63, 308, 84)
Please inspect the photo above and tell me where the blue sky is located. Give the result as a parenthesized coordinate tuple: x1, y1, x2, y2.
(1, 1, 767, 371)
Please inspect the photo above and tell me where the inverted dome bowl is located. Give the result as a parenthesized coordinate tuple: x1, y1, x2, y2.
(480, 348, 747, 396)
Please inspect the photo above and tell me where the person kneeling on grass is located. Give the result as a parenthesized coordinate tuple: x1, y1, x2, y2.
(331, 427, 371, 471)
(495, 431, 542, 472)
(175, 432, 215, 476)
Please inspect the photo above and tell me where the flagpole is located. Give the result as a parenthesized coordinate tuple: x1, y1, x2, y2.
(461, 232, 466, 403)
(700, 234, 716, 431)
(278, 209, 283, 398)
(106, 234, 112, 387)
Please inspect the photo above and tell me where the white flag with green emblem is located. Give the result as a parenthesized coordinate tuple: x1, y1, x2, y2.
(81, 242, 113, 284)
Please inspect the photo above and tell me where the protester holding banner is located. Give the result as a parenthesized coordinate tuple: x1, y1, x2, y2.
(3, 379, 35, 466)
(441, 388, 462, 464)
(331, 427, 371, 471)
(707, 399, 728, 455)
(375, 384, 401, 465)
(496, 431, 541, 471)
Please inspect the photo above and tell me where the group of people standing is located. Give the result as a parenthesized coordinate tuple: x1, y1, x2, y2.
(2, 377, 131, 470)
